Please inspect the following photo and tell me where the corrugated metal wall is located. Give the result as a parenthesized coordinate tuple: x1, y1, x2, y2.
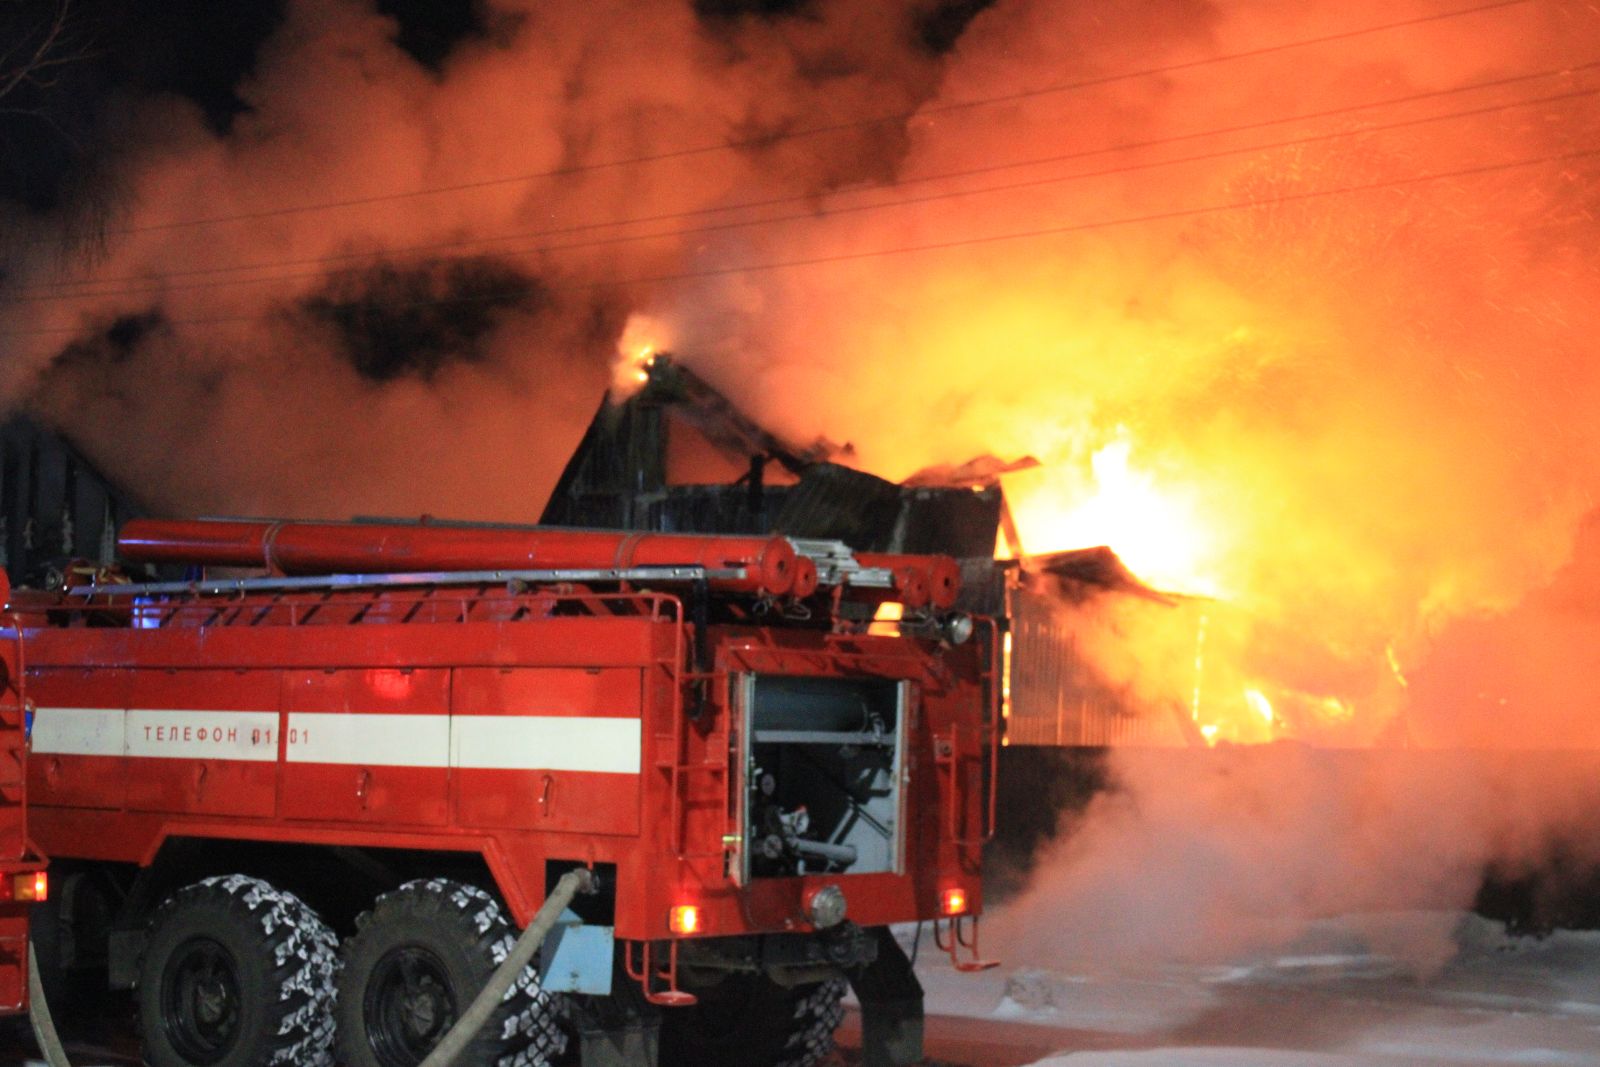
(0, 417, 139, 586)
(1005, 584, 1195, 747)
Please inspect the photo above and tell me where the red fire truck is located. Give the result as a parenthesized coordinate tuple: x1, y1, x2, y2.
(11, 518, 997, 1067)
(0, 569, 48, 1021)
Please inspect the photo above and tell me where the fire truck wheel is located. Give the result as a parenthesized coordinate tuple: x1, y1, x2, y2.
(336, 878, 569, 1067)
(137, 874, 340, 1067)
(659, 974, 846, 1067)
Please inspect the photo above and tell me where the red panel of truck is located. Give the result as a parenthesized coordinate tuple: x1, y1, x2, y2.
(452, 666, 643, 835)
(282, 667, 452, 825)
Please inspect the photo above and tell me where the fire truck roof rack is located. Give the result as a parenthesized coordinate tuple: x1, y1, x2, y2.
(101, 518, 961, 609)
(61, 565, 745, 600)
(789, 539, 880, 587)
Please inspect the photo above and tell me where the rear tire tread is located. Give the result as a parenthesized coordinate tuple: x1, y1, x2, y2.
(337, 878, 566, 1067)
(780, 977, 848, 1067)
(660, 972, 846, 1067)
(139, 874, 339, 1067)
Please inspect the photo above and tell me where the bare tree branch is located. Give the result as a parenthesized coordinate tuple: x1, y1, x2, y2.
(0, 0, 73, 105)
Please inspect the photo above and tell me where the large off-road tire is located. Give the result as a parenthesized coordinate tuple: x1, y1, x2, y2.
(137, 874, 339, 1067)
(659, 973, 846, 1067)
(336, 878, 568, 1067)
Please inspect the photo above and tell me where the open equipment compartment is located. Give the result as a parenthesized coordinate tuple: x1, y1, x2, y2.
(734, 674, 910, 884)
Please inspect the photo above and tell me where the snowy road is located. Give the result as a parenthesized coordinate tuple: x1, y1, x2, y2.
(8, 913, 1599, 1067)
(834, 913, 1600, 1067)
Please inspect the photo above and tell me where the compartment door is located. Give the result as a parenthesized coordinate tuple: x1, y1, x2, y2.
(27, 668, 132, 810)
(452, 667, 641, 835)
(282, 668, 451, 826)
(125, 669, 279, 818)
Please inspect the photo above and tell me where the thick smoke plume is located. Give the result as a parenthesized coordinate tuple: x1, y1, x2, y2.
(4, 0, 1600, 957)
(3, 1, 1596, 729)
(0, 0, 957, 517)
(667, 0, 1600, 747)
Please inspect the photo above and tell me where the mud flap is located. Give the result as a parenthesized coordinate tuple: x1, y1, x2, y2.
(540, 909, 615, 994)
(849, 926, 924, 1067)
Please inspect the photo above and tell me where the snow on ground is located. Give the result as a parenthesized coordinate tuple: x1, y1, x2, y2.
(899, 911, 1600, 1066)
(15, 911, 1600, 1066)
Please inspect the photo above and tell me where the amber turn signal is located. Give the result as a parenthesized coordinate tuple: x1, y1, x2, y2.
(1, 870, 47, 903)
(669, 904, 700, 935)
(940, 887, 967, 916)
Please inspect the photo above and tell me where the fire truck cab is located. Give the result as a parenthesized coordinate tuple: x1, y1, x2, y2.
(12, 519, 997, 1067)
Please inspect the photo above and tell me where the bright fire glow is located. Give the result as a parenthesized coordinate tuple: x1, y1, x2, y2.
(868, 601, 904, 636)
(1003, 437, 1223, 597)
(611, 314, 673, 398)
(997, 425, 1416, 744)
(4, 0, 1591, 757)
(1244, 688, 1274, 725)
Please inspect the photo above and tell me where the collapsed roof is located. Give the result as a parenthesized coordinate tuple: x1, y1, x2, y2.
(537, 354, 1172, 615)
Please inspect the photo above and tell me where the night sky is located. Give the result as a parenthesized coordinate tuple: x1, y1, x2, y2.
(0, 0, 990, 212)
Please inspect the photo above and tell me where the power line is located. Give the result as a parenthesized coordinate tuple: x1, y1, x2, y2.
(9, 143, 1593, 339)
(62, 0, 1535, 241)
(18, 56, 1597, 299)
(13, 82, 1596, 307)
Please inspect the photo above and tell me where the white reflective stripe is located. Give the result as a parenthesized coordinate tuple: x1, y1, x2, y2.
(126, 710, 279, 761)
(31, 706, 122, 757)
(451, 716, 642, 774)
(285, 712, 451, 768)
(31, 707, 643, 774)
(32, 707, 280, 761)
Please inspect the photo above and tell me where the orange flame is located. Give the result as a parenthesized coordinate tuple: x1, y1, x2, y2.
(1000, 430, 1396, 744)
(611, 314, 672, 398)
(1004, 435, 1224, 597)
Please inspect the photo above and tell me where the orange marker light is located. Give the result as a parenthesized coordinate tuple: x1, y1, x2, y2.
(4, 870, 46, 903)
(669, 904, 700, 935)
(24, 870, 47, 902)
(940, 887, 968, 916)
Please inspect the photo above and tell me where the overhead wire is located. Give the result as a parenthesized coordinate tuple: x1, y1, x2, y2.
(45, 0, 1536, 242)
(8, 142, 1596, 338)
(13, 56, 1598, 301)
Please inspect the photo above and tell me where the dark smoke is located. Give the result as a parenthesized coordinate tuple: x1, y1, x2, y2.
(301, 257, 542, 382)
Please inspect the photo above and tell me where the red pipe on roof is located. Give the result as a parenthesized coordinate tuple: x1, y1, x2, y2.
(117, 519, 801, 597)
(856, 553, 963, 611)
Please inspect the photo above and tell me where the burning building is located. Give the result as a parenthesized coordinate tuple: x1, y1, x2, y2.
(2, 0, 1600, 961)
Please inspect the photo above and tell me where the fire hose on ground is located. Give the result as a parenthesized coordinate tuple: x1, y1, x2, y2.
(420, 866, 597, 1067)
(27, 942, 72, 1067)
(21, 868, 597, 1067)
